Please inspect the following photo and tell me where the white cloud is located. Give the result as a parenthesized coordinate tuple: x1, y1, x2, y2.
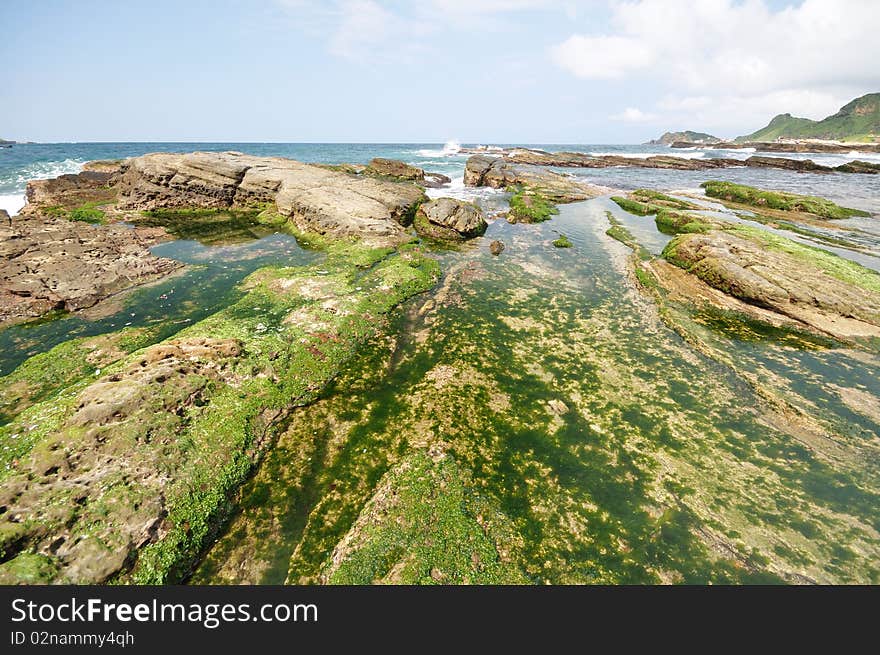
(322, 0, 435, 62)
(430, 0, 552, 13)
(611, 107, 657, 122)
(551, 0, 880, 132)
(551, 35, 653, 79)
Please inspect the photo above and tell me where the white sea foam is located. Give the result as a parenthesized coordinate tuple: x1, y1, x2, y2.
(0, 193, 26, 216)
(0, 158, 85, 215)
(425, 175, 505, 202)
(417, 140, 462, 157)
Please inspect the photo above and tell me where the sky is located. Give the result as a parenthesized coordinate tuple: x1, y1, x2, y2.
(1, 0, 878, 143)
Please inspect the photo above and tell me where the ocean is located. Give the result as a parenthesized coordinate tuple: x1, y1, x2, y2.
(4, 141, 880, 216)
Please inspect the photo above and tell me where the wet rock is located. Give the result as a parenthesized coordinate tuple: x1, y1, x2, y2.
(463, 155, 606, 202)
(423, 171, 452, 188)
(744, 155, 831, 172)
(0, 214, 181, 327)
(366, 158, 425, 182)
(687, 140, 880, 154)
(835, 160, 880, 174)
(548, 399, 568, 414)
(489, 240, 505, 255)
(0, 337, 243, 583)
(82, 159, 125, 174)
(116, 151, 426, 244)
(663, 229, 880, 340)
(414, 198, 487, 241)
(23, 170, 115, 215)
(469, 147, 872, 175)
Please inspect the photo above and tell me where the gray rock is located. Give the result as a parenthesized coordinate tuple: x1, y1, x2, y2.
(116, 152, 427, 244)
(414, 198, 487, 241)
(664, 229, 880, 339)
(423, 171, 452, 188)
(463, 155, 606, 202)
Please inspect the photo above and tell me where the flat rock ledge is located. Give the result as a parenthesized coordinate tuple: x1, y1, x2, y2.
(0, 209, 180, 327)
(464, 147, 880, 175)
(463, 155, 609, 202)
(116, 151, 428, 244)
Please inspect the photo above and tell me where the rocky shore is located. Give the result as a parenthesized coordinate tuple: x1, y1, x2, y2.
(0, 151, 452, 583)
(611, 187, 880, 341)
(1, 147, 879, 586)
(461, 147, 880, 175)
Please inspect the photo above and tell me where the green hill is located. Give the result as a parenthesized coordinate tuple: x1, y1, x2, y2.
(647, 130, 721, 145)
(736, 93, 880, 143)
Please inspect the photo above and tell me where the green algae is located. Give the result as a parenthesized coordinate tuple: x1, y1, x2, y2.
(631, 190, 701, 211)
(552, 234, 573, 248)
(611, 196, 655, 216)
(39, 200, 113, 224)
(655, 210, 714, 235)
(612, 190, 700, 218)
(325, 451, 527, 584)
(4, 187, 880, 587)
(194, 201, 880, 586)
(701, 181, 870, 219)
(0, 237, 440, 584)
(729, 225, 880, 293)
(605, 211, 652, 260)
(0, 327, 163, 427)
(138, 208, 271, 245)
(509, 186, 559, 223)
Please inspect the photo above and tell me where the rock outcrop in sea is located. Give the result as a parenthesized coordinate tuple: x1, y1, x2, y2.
(414, 198, 487, 241)
(117, 152, 427, 244)
(463, 147, 880, 175)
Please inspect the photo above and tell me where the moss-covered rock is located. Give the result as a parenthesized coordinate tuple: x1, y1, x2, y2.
(0, 239, 440, 584)
(655, 210, 721, 235)
(323, 451, 527, 584)
(612, 190, 701, 217)
(552, 234, 573, 248)
(414, 198, 487, 241)
(508, 187, 559, 223)
(701, 181, 870, 219)
(661, 225, 880, 340)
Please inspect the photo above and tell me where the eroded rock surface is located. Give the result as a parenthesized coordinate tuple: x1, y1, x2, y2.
(0, 337, 242, 583)
(116, 151, 427, 243)
(465, 147, 875, 175)
(414, 198, 487, 241)
(0, 211, 180, 326)
(463, 155, 606, 202)
(663, 229, 880, 339)
(366, 157, 424, 181)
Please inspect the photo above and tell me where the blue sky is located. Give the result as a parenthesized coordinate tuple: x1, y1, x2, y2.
(1, 0, 878, 143)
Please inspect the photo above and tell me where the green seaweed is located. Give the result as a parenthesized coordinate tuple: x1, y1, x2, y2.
(701, 181, 870, 219)
(552, 234, 573, 248)
(509, 186, 559, 223)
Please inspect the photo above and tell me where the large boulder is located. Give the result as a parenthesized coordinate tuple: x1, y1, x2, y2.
(463, 155, 605, 202)
(663, 229, 880, 339)
(366, 157, 425, 182)
(414, 198, 487, 241)
(23, 170, 116, 214)
(116, 152, 427, 244)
